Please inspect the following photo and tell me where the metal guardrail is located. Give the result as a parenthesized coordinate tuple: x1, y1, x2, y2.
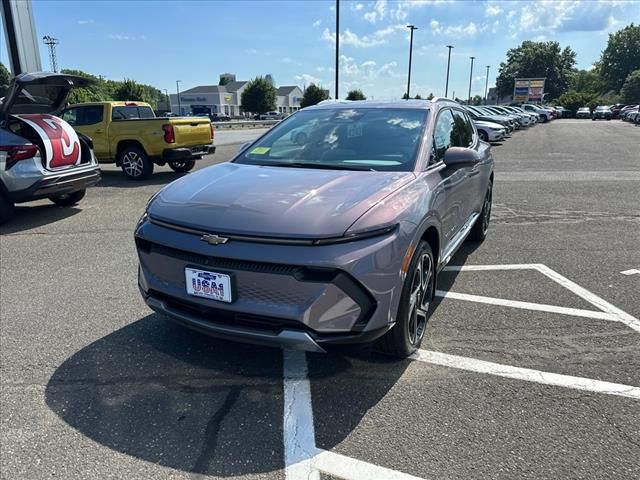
(211, 120, 279, 130)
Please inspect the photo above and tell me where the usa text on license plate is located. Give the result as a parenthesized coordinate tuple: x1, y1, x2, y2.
(185, 268, 232, 303)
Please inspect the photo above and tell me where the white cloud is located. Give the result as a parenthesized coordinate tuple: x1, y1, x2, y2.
(77, 19, 94, 25)
(354, 3, 364, 11)
(322, 27, 388, 48)
(107, 34, 146, 41)
(444, 22, 478, 36)
(281, 57, 293, 63)
(361, 60, 377, 68)
(430, 20, 441, 33)
(312, 19, 321, 27)
(363, 0, 387, 23)
(295, 73, 323, 86)
(244, 48, 258, 54)
(485, 2, 502, 17)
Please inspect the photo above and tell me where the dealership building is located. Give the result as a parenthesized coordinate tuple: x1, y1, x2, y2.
(169, 82, 303, 117)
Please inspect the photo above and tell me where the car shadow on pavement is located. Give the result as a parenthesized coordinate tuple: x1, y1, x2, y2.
(0, 204, 81, 235)
(45, 314, 407, 477)
(95, 170, 189, 188)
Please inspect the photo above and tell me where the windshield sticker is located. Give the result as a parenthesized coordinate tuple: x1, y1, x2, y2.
(250, 147, 271, 155)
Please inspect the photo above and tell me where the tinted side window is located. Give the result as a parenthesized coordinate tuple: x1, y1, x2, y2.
(62, 106, 104, 126)
(431, 109, 455, 164)
(452, 109, 474, 147)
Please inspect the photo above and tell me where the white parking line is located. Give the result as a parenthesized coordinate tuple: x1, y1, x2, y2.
(441, 263, 640, 333)
(411, 350, 640, 400)
(621, 269, 640, 276)
(435, 290, 620, 321)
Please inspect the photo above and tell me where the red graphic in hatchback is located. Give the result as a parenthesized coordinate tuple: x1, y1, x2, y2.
(15, 114, 81, 168)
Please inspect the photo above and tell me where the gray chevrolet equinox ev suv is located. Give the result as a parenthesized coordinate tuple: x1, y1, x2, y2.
(135, 99, 494, 358)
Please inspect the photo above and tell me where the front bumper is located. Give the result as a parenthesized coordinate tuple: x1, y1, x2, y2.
(162, 144, 216, 162)
(135, 216, 409, 350)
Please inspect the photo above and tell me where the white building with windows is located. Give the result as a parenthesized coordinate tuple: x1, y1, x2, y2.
(169, 83, 303, 117)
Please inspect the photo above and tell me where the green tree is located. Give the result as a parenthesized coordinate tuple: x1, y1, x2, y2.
(598, 24, 640, 92)
(345, 89, 366, 100)
(556, 90, 598, 114)
(414, 94, 422, 99)
(219, 77, 230, 86)
(301, 83, 329, 107)
(402, 92, 410, 100)
(241, 76, 277, 113)
(568, 69, 603, 94)
(426, 92, 434, 100)
(471, 94, 484, 105)
(114, 78, 146, 102)
(496, 41, 577, 100)
(0, 62, 11, 98)
(621, 69, 640, 103)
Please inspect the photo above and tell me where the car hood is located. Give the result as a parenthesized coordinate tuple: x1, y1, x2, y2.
(474, 120, 504, 129)
(148, 162, 415, 238)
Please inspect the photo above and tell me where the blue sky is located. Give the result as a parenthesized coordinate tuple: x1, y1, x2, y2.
(2, 0, 639, 99)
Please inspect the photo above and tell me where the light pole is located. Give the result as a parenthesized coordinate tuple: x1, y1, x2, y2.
(484, 65, 490, 104)
(163, 88, 170, 112)
(467, 56, 475, 104)
(335, 0, 340, 100)
(445, 45, 454, 98)
(176, 80, 182, 115)
(406, 25, 418, 99)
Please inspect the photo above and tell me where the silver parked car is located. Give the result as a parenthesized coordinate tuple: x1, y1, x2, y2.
(0, 72, 101, 225)
(135, 99, 494, 358)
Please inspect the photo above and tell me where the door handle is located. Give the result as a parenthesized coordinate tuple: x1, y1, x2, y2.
(94, 129, 104, 134)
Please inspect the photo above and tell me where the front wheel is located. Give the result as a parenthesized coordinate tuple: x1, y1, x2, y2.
(469, 179, 492, 242)
(478, 130, 488, 142)
(168, 160, 196, 173)
(378, 241, 434, 358)
(49, 189, 86, 206)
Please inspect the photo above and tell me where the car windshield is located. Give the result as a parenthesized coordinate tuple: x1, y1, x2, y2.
(595, 106, 609, 111)
(234, 107, 428, 172)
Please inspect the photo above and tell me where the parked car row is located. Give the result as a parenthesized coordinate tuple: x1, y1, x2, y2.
(620, 105, 639, 123)
(462, 104, 548, 143)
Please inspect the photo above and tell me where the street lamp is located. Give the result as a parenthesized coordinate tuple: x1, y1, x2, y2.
(484, 65, 490, 104)
(468, 56, 475, 104)
(335, 0, 340, 100)
(445, 45, 454, 98)
(406, 25, 418, 99)
(163, 88, 170, 112)
(176, 80, 182, 115)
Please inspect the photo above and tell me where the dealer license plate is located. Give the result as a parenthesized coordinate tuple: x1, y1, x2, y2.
(185, 268, 232, 303)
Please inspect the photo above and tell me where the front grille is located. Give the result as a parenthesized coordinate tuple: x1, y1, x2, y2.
(151, 290, 307, 333)
(149, 242, 301, 276)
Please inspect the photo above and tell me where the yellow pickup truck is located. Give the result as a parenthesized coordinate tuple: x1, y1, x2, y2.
(60, 101, 215, 180)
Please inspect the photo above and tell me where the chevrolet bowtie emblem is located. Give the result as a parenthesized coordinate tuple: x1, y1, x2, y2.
(201, 234, 229, 245)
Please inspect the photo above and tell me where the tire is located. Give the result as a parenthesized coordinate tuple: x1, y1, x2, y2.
(0, 192, 15, 226)
(119, 145, 153, 180)
(469, 179, 493, 242)
(295, 132, 307, 145)
(168, 160, 196, 173)
(478, 130, 488, 142)
(378, 241, 434, 358)
(49, 189, 86, 206)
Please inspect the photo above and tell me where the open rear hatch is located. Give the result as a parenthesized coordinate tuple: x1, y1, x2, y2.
(1, 72, 94, 170)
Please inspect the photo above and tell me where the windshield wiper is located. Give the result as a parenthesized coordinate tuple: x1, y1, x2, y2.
(263, 162, 376, 172)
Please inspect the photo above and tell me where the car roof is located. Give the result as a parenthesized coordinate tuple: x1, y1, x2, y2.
(305, 98, 458, 111)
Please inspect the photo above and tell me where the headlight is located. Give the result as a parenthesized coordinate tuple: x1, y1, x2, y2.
(316, 223, 399, 245)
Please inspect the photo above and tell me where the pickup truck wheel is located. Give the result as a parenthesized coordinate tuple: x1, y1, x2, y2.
(377, 240, 434, 358)
(120, 146, 153, 180)
(0, 192, 15, 226)
(49, 189, 86, 207)
(168, 160, 196, 173)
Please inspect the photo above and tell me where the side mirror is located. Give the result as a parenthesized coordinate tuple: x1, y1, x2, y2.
(443, 147, 480, 168)
(238, 142, 251, 153)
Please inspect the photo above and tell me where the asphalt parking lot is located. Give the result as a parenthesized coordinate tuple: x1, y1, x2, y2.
(1, 119, 639, 479)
